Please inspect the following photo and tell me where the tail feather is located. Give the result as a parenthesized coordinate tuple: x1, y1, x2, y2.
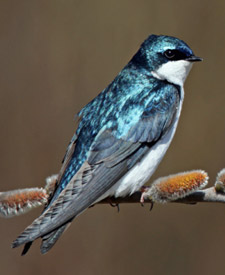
(21, 241, 33, 255)
(12, 217, 45, 249)
(12, 207, 74, 254)
(40, 220, 72, 254)
(12, 186, 76, 249)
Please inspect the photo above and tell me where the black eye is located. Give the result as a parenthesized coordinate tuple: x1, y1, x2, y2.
(163, 49, 187, 61)
(164, 50, 175, 59)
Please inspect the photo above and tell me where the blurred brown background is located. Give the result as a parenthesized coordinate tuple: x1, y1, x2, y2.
(0, 1, 224, 274)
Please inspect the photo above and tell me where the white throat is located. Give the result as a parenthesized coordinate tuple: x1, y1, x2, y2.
(151, 60, 193, 86)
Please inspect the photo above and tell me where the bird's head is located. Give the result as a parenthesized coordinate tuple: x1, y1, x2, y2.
(132, 35, 202, 86)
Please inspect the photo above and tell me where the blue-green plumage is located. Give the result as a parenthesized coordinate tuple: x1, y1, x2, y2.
(56, 34, 191, 197)
(12, 34, 202, 254)
(56, 71, 178, 199)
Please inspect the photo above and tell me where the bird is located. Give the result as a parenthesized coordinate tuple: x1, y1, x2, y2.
(12, 34, 202, 254)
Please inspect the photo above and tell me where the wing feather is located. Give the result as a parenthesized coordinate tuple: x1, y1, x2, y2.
(12, 135, 143, 249)
(12, 84, 180, 253)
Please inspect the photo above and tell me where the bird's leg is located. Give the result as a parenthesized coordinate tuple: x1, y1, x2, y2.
(149, 202, 154, 211)
(140, 186, 148, 205)
(139, 186, 154, 210)
(106, 197, 120, 212)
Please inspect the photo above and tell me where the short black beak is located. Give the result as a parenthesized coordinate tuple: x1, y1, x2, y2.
(186, 55, 203, 62)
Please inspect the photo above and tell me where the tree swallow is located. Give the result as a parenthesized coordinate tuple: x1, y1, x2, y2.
(12, 34, 202, 254)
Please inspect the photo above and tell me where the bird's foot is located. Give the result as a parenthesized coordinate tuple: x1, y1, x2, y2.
(140, 186, 148, 205)
(149, 202, 154, 211)
(107, 198, 120, 212)
(140, 186, 154, 210)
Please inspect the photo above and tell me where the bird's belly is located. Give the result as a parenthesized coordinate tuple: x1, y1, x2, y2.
(112, 127, 175, 197)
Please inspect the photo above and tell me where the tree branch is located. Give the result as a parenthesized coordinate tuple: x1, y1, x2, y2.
(0, 169, 224, 218)
(99, 186, 225, 205)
